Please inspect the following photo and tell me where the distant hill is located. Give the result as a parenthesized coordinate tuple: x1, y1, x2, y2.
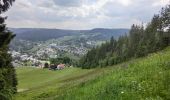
(85, 28, 129, 40)
(10, 28, 81, 41)
(10, 28, 129, 41)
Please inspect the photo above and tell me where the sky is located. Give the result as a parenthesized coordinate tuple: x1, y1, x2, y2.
(4, 0, 170, 30)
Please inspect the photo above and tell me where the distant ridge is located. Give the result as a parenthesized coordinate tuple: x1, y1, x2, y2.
(10, 28, 129, 41)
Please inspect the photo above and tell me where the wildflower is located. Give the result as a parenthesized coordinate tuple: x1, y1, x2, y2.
(121, 91, 124, 94)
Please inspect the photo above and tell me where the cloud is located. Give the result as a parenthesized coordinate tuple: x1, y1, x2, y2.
(152, 0, 170, 7)
(53, 0, 83, 7)
(37, 0, 55, 8)
(5, 0, 170, 29)
(117, 0, 133, 6)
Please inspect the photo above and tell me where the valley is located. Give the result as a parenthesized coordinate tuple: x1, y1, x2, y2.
(0, 1, 169, 100)
(9, 28, 129, 67)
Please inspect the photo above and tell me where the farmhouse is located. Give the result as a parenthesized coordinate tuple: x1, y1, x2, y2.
(57, 64, 65, 70)
(49, 64, 65, 70)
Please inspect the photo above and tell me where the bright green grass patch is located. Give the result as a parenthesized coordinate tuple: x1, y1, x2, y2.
(14, 67, 109, 100)
(17, 67, 88, 89)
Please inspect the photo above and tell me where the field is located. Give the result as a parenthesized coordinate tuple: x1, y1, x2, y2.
(15, 47, 170, 100)
(15, 67, 111, 100)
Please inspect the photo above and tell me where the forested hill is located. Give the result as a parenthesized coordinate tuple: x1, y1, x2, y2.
(10, 28, 129, 41)
(79, 4, 170, 68)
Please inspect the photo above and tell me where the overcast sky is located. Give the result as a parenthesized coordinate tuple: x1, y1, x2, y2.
(4, 0, 170, 29)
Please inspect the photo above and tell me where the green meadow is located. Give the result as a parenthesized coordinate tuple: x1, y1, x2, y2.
(15, 47, 170, 100)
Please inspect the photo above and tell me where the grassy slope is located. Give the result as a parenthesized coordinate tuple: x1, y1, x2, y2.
(15, 67, 111, 100)
(15, 47, 170, 100)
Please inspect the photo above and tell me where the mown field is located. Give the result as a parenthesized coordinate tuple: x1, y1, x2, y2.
(15, 47, 170, 100)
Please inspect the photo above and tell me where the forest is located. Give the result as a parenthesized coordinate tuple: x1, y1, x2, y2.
(79, 5, 170, 69)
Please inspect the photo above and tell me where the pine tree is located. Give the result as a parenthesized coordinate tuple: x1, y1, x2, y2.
(0, 0, 17, 100)
(161, 5, 170, 46)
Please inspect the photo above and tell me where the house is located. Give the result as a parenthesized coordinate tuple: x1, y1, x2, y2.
(57, 64, 65, 70)
(49, 63, 65, 70)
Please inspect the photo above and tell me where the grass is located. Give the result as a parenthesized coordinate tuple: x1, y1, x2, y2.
(14, 67, 110, 100)
(14, 47, 170, 100)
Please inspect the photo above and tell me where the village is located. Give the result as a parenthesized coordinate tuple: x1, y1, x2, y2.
(11, 50, 73, 70)
(10, 42, 91, 69)
(9, 36, 99, 71)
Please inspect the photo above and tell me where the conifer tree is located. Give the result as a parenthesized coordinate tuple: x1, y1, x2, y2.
(161, 5, 170, 46)
(0, 0, 17, 99)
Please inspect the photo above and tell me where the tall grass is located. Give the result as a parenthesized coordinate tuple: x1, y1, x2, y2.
(55, 47, 170, 100)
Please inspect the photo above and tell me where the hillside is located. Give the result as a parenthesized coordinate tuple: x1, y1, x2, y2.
(15, 47, 170, 100)
(10, 28, 129, 41)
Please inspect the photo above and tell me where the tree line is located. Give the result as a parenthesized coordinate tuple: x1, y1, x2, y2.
(78, 4, 170, 69)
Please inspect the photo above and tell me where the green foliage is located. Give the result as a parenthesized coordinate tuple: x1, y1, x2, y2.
(0, 0, 17, 99)
(0, 0, 15, 14)
(44, 63, 49, 68)
(50, 57, 72, 65)
(79, 4, 170, 69)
